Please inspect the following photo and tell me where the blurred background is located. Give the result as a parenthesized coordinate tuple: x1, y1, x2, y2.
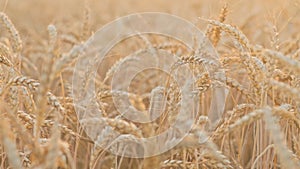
(0, 0, 299, 47)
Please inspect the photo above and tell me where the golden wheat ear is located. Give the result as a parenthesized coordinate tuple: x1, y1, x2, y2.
(0, 12, 22, 53)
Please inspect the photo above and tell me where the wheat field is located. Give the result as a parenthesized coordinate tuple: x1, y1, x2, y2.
(0, 0, 300, 168)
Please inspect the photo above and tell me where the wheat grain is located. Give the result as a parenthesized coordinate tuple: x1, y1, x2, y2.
(8, 76, 40, 91)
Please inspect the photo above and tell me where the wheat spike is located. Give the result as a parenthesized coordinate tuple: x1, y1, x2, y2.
(0, 12, 22, 53)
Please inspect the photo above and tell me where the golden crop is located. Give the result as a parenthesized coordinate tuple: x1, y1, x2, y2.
(0, 0, 300, 168)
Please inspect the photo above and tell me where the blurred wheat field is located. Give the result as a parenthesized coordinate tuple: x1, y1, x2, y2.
(0, 0, 300, 168)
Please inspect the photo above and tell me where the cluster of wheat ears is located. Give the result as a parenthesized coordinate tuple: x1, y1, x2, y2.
(0, 1, 300, 169)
